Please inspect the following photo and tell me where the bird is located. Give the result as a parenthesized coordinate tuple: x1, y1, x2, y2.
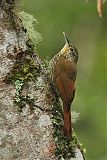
(51, 32, 78, 139)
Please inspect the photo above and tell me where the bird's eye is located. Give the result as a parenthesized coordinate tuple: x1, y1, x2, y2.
(70, 48, 74, 52)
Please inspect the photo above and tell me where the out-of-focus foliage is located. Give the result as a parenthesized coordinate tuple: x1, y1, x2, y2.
(23, 0, 107, 160)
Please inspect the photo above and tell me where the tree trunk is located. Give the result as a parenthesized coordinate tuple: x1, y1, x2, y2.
(0, 1, 85, 159)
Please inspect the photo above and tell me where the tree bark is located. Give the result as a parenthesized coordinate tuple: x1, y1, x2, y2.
(0, 1, 85, 159)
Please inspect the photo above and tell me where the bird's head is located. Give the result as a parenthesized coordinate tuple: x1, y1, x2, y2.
(60, 32, 79, 63)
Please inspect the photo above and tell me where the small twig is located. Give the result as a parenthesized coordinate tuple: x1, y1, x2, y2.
(26, 97, 52, 112)
(33, 104, 52, 112)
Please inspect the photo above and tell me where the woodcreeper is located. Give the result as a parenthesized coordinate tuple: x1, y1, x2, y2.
(51, 32, 78, 139)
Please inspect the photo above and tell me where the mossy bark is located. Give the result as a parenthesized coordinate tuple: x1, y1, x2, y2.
(0, 1, 85, 159)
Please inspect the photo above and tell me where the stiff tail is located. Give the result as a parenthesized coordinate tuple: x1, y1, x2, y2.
(63, 107, 72, 139)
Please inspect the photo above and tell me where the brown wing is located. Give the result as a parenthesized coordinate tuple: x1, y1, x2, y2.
(55, 73, 75, 109)
(53, 56, 77, 108)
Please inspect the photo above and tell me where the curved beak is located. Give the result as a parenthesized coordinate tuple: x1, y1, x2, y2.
(63, 32, 69, 45)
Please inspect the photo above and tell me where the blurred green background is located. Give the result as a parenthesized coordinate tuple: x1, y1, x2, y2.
(23, 0, 107, 160)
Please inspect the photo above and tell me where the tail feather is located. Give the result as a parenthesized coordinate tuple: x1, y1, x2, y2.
(63, 108, 72, 139)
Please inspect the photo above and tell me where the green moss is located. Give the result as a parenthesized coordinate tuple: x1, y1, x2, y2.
(15, 94, 36, 112)
(4, 11, 43, 111)
(14, 80, 24, 103)
(5, 52, 40, 110)
(51, 96, 86, 159)
(18, 11, 42, 50)
(6, 57, 39, 82)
